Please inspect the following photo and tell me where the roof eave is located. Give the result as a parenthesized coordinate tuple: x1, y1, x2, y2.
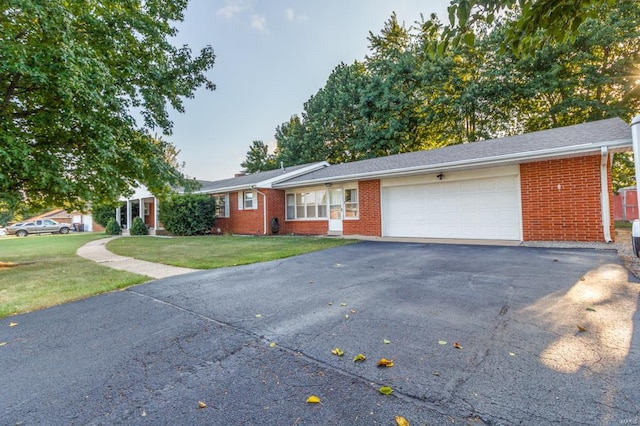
(273, 139, 632, 189)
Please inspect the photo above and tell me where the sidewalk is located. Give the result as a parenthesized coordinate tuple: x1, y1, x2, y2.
(76, 237, 198, 279)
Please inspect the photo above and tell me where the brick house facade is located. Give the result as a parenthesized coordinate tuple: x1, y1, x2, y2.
(127, 118, 632, 243)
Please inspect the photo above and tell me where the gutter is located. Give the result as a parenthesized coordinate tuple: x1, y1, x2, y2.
(252, 186, 268, 235)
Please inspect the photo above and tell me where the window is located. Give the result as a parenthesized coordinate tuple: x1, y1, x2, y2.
(213, 194, 229, 218)
(285, 189, 332, 220)
(244, 191, 254, 209)
(344, 188, 358, 218)
(238, 191, 257, 210)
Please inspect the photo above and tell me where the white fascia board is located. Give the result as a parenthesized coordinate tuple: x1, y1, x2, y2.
(274, 139, 632, 189)
(194, 162, 331, 194)
(256, 162, 330, 188)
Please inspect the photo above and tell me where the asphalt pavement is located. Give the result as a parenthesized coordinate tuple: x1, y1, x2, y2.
(2, 241, 640, 425)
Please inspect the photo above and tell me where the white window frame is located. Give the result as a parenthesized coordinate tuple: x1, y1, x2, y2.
(238, 190, 258, 211)
(285, 188, 341, 221)
(344, 187, 359, 219)
(213, 194, 229, 218)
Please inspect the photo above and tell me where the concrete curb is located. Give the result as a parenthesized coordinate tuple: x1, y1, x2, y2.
(76, 237, 198, 280)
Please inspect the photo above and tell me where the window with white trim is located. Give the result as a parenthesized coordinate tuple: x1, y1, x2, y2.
(212, 194, 229, 218)
(238, 191, 258, 210)
(285, 189, 331, 220)
(344, 188, 358, 218)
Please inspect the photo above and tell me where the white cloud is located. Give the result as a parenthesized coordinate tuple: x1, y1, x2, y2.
(217, 0, 249, 20)
(250, 14, 267, 31)
(285, 8, 308, 22)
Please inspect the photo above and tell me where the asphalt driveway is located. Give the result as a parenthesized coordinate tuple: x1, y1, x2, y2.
(1, 242, 639, 425)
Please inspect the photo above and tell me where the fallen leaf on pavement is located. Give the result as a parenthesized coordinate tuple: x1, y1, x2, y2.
(377, 358, 394, 367)
(9, 322, 17, 327)
(0, 342, 7, 347)
(586, 306, 596, 312)
(255, 314, 262, 318)
(344, 314, 349, 320)
(383, 339, 391, 344)
(340, 303, 347, 306)
(509, 352, 516, 356)
(353, 353, 366, 362)
(331, 348, 344, 356)
(198, 401, 207, 409)
(269, 342, 276, 348)
(438, 340, 447, 345)
(306, 395, 321, 403)
(577, 325, 587, 332)
(379, 386, 393, 395)
(453, 342, 463, 349)
(395, 415, 410, 426)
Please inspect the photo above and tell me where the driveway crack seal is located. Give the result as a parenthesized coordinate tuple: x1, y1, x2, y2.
(126, 289, 457, 417)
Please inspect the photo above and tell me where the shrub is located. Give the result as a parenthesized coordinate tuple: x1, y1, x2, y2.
(93, 204, 117, 227)
(130, 217, 148, 235)
(160, 194, 215, 236)
(105, 218, 121, 235)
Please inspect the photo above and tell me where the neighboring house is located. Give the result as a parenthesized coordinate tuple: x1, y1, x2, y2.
(28, 209, 102, 232)
(123, 118, 633, 242)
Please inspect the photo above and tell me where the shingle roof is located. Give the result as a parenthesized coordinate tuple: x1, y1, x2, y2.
(275, 118, 631, 187)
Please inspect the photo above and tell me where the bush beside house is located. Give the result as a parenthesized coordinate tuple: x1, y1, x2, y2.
(160, 194, 215, 236)
(129, 217, 149, 235)
(105, 218, 121, 235)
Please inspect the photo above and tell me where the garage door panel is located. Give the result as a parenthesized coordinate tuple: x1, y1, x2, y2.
(382, 173, 521, 240)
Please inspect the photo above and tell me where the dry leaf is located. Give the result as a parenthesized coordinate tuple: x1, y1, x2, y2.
(586, 306, 596, 312)
(0, 342, 7, 347)
(9, 322, 17, 327)
(350, 309, 357, 313)
(353, 353, 366, 362)
(306, 395, 321, 403)
(580, 276, 586, 281)
(438, 340, 447, 345)
(453, 342, 463, 349)
(340, 303, 347, 307)
(509, 352, 516, 356)
(344, 314, 349, 320)
(395, 415, 410, 426)
(331, 348, 344, 356)
(198, 401, 207, 409)
(377, 358, 394, 367)
(383, 339, 391, 344)
(269, 342, 276, 348)
(255, 314, 262, 318)
(379, 386, 393, 395)
(577, 325, 587, 332)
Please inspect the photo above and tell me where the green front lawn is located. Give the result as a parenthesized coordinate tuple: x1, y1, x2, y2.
(107, 235, 357, 269)
(0, 233, 356, 319)
(0, 234, 148, 318)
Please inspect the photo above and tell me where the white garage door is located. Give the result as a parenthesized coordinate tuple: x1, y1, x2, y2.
(382, 172, 521, 240)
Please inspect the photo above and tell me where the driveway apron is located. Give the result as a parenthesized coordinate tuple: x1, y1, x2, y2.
(1, 242, 639, 425)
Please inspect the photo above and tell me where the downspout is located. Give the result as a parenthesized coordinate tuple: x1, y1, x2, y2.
(631, 116, 640, 255)
(600, 146, 612, 243)
(253, 187, 268, 235)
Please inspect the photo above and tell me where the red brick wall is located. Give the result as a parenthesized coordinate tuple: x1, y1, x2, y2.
(212, 189, 286, 235)
(286, 220, 329, 235)
(343, 180, 382, 237)
(520, 155, 614, 242)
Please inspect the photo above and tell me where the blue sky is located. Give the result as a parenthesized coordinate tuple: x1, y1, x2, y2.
(168, 0, 450, 181)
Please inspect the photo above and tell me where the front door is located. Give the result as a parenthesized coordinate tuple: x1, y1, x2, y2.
(328, 188, 343, 233)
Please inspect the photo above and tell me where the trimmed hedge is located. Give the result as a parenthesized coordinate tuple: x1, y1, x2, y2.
(160, 194, 215, 236)
(105, 218, 121, 235)
(130, 217, 148, 235)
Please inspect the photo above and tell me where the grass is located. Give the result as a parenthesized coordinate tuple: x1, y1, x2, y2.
(0, 233, 148, 319)
(615, 220, 633, 229)
(107, 235, 357, 269)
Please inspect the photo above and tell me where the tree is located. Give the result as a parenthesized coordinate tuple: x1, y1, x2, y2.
(92, 203, 117, 227)
(1, 0, 216, 211)
(241, 140, 277, 174)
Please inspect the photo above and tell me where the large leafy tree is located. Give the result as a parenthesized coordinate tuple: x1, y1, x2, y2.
(0, 0, 215, 211)
(241, 140, 277, 174)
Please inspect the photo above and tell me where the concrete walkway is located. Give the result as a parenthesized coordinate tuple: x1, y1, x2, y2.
(76, 237, 198, 279)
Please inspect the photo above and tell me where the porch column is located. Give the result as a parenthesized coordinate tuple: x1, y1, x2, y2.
(154, 197, 159, 230)
(126, 200, 132, 229)
(115, 206, 121, 226)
